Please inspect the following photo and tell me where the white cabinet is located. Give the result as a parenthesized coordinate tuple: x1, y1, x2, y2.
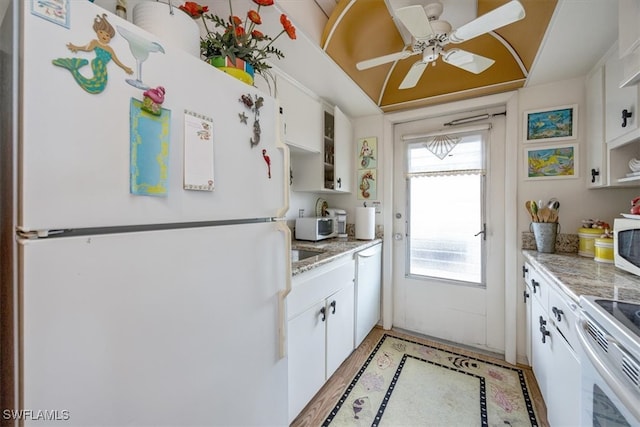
(619, 0, 640, 87)
(287, 256, 355, 423)
(605, 42, 639, 145)
(291, 105, 353, 193)
(586, 66, 607, 187)
(354, 243, 382, 347)
(275, 74, 322, 153)
(333, 106, 353, 192)
(525, 262, 581, 427)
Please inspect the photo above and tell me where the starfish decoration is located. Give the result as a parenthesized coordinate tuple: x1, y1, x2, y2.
(239, 112, 248, 124)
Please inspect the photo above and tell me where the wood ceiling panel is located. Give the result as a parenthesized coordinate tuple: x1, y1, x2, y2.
(323, 0, 557, 110)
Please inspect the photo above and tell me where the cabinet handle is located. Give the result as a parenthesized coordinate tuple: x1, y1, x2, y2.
(522, 265, 528, 278)
(337, 177, 342, 189)
(622, 109, 633, 128)
(330, 300, 336, 314)
(523, 290, 530, 303)
(552, 306, 564, 322)
(531, 279, 540, 293)
(319, 306, 326, 322)
(591, 168, 600, 183)
(539, 316, 550, 344)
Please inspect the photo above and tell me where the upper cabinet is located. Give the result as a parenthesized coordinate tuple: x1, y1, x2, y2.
(275, 74, 323, 153)
(586, 66, 607, 188)
(619, 0, 640, 87)
(604, 42, 638, 145)
(291, 105, 354, 193)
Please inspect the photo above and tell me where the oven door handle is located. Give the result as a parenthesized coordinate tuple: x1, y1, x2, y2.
(576, 318, 640, 422)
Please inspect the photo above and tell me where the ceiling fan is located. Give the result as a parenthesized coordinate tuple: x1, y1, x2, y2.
(356, 0, 526, 89)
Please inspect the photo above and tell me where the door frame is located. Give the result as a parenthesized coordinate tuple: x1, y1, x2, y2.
(381, 91, 520, 363)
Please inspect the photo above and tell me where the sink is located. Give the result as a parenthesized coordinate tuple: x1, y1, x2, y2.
(291, 249, 324, 262)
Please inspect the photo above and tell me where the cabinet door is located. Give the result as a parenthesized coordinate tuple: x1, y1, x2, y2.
(530, 296, 551, 399)
(287, 301, 327, 423)
(326, 283, 355, 378)
(605, 46, 638, 144)
(333, 106, 353, 193)
(545, 327, 581, 427)
(586, 66, 607, 187)
(276, 75, 322, 153)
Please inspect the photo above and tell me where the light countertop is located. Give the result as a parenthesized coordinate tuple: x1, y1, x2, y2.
(522, 250, 640, 304)
(292, 237, 382, 276)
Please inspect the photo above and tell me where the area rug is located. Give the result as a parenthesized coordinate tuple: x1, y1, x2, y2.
(323, 334, 539, 426)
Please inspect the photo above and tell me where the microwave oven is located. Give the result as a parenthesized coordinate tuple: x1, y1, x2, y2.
(613, 218, 640, 276)
(295, 217, 337, 241)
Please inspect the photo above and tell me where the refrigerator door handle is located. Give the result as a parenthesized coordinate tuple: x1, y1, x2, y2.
(277, 221, 292, 359)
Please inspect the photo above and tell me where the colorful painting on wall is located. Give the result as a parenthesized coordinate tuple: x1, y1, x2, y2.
(525, 144, 578, 180)
(358, 169, 377, 200)
(358, 137, 377, 169)
(130, 98, 170, 196)
(524, 104, 577, 143)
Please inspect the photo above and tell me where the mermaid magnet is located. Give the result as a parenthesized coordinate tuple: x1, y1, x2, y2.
(52, 13, 133, 94)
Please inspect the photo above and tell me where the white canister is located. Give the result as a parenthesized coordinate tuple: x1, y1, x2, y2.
(132, 2, 200, 57)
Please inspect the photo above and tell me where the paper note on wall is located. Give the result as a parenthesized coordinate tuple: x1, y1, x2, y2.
(130, 98, 170, 196)
(183, 110, 214, 191)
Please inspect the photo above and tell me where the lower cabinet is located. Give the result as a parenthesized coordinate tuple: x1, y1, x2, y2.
(525, 262, 581, 427)
(287, 256, 355, 423)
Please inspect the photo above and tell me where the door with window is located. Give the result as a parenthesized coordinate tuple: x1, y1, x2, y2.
(392, 116, 506, 352)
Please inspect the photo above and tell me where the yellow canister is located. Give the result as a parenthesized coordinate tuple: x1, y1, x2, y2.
(594, 238, 614, 263)
(578, 228, 604, 257)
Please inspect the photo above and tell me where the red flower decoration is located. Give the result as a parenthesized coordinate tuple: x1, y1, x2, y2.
(280, 14, 296, 40)
(179, 1, 208, 18)
(251, 30, 265, 39)
(247, 10, 262, 24)
(253, 0, 274, 6)
(230, 15, 242, 26)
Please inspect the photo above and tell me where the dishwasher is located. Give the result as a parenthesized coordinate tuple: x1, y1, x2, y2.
(354, 243, 382, 347)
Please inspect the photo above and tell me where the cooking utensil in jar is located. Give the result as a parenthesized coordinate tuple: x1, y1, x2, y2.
(538, 207, 551, 222)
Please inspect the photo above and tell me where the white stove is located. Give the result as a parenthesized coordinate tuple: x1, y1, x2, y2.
(577, 296, 640, 426)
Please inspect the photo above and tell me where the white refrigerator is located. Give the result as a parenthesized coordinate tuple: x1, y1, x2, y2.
(3, 1, 290, 425)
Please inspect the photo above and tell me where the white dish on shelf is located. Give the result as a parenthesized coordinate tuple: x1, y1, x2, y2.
(629, 158, 640, 172)
(621, 213, 640, 219)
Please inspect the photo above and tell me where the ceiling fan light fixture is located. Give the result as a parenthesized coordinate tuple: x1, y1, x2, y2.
(443, 49, 495, 74)
(448, 0, 525, 43)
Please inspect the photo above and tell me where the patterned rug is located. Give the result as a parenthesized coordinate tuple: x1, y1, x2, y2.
(323, 334, 539, 426)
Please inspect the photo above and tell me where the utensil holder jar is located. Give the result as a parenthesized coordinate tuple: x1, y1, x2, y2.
(530, 222, 560, 253)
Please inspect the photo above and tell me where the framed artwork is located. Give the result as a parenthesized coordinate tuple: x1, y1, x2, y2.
(524, 144, 578, 180)
(357, 169, 377, 200)
(31, 0, 70, 28)
(358, 137, 377, 169)
(524, 104, 577, 143)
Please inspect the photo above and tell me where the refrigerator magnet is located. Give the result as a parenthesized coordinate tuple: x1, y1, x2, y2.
(183, 110, 215, 191)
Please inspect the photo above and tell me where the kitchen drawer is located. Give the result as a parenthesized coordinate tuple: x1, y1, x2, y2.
(548, 284, 580, 350)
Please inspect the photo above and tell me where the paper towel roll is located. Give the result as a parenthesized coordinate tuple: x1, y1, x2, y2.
(355, 207, 375, 240)
(133, 2, 200, 57)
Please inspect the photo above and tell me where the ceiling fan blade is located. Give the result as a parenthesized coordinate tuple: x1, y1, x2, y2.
(356, 50, 417, 70)
(395, 5, 434, 41)
(449, 0, 525, 43)
(399, 61, 428, 89)
(442, 49, 495, 74)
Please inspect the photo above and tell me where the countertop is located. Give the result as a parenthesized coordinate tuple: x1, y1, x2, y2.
(522, 250, 640, 304)
(292, 237, 383, 276)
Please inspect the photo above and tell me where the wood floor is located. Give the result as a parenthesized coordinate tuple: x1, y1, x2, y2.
(290, 327, 549, 427)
